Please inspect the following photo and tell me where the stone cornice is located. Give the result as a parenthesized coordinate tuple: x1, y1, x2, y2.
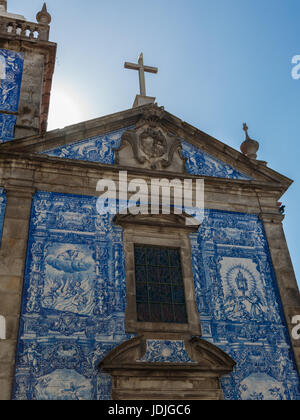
(99, 335, 236, 374)
(0, 104, 293, 189)
(114, 211, 201, 232)
(0, 150, 288, 197)
(259, 212, 285, 224)
(3, 185, 36, 198)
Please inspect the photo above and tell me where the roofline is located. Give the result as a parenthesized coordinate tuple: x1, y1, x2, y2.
(0, 103, 293, 190)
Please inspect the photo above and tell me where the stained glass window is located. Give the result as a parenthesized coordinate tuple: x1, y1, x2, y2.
(134, 245, 188, 324)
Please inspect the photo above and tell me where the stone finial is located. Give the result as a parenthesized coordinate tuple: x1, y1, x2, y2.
(36, 3, 51, 25)
(240, 123, 259, 160)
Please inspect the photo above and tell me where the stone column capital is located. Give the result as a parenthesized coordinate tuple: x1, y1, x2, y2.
(3, 185, 36, 200)
(259, 212, 284, 224)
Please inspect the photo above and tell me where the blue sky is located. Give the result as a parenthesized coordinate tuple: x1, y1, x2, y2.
(10, 0, 300, 286)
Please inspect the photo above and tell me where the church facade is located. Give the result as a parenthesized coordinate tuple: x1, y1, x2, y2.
(0, 2, 300, 401)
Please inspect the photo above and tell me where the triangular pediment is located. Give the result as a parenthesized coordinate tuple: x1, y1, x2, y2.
(0, 103, 292, 189)
(41, 126, 131, 165)
(99, 336, 236, 400)
(100, 335, 236, 372)
(181, 140, 251, 180)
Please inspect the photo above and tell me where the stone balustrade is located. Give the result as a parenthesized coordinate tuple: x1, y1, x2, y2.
(0, 16, 49, 41)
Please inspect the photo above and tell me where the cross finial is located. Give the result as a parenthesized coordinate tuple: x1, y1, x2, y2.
(243, 123, 249, 138)
(241, 122, 259, 160)
(125, 53, 158, 97)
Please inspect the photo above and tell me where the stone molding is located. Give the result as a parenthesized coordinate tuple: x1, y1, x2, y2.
(99, 335, 236, 400)
(114, 209, 200, 232)
(259, 212, 285, 224)
(114, 212, 202, 337)
(0, 103, 292, 189)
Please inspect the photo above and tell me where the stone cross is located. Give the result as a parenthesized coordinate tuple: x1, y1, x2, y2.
(124, 53, 158, 97)
(243, 123, 249, 138)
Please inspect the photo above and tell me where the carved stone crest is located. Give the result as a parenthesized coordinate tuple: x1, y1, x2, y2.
(140, 128, 167, 160)
(115, 105, 186, 172)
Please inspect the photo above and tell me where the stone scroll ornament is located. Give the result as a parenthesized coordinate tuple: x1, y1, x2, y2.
(115, 106, 187, 173)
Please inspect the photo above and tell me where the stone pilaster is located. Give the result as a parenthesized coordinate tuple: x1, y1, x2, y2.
(260, 212, 300, 374)
(0, 186, 35, 400)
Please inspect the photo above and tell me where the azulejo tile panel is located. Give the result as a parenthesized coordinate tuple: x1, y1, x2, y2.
(13, 191, 132, 400)
(41, 125, 251, 181)
(41, 127, 133, 164)
(0, 49, 24, 113)
(0, 114, 17, 143)
(181, 140, 252, 180)
(139, 340, 195, 364)
(190, 210, 300, 400)
(0, 187, 6, 245)
(13, 192, 300, 400)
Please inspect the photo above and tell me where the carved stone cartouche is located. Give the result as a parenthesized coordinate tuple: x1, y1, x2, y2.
(115, 105, 187, 172)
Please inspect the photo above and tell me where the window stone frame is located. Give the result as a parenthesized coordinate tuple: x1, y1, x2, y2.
(114, 212, 202, 337)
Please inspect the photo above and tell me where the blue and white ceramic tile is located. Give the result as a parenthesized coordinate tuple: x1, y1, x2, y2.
(12, 191, 300, 400)
(0, 187, 6, 245)
(41, 127, 133, 164)
(0, 114, 17, 142)
(12, 191, 133, 400)
(190, 209, 300, 400)
(139, 340, 195, 364)
(181, 140, 252, 180)
(0, 49, 24, 113)
(41, 126, 251, 182)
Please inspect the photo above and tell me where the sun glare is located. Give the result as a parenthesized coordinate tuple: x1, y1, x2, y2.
(47, 84, 92, 131)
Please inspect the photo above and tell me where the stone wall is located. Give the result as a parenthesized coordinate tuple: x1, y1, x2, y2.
(0, 186, 34, 400)
(16, 51, 44, 135)
(0, 35, 56, 139)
